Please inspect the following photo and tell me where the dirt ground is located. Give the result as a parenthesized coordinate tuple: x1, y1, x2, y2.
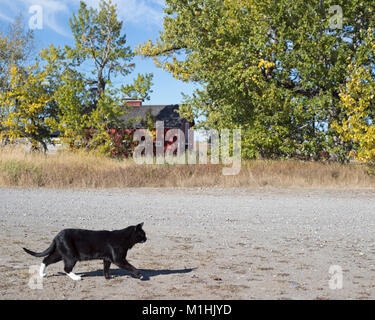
(0, 187, 375, 300)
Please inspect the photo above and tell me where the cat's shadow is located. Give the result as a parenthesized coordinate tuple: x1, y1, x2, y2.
(58, 267, 196, 281)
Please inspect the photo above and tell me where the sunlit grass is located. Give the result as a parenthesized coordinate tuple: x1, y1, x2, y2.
(0, 146, 374, 189)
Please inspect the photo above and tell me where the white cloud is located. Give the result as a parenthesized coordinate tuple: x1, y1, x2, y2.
(0, 0, 70, 36)
(27, 0, 71, 36)
(0, 11, 13, 23)
(83, 0, 165, 26)
(0, 0, 165, 37)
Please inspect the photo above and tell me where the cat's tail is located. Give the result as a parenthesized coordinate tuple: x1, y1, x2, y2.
(23, 240, 56, 257)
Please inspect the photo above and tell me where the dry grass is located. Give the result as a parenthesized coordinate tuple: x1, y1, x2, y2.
(0, 146, 374, 189)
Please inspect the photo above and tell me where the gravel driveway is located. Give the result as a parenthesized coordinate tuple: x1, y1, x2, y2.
(0, 187, 374, 299)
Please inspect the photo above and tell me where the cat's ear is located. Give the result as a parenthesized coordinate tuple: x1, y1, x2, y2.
(137, 222, 144, 229)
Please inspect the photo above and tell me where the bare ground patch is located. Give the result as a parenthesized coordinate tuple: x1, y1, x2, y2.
(1, 187, 375, 299)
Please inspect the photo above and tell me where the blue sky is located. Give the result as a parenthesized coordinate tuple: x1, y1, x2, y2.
(0, 0, 197, 105)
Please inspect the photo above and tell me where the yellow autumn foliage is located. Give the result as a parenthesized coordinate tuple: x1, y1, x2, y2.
(0, 64, 53, 150)
(334, 67, 375, 162)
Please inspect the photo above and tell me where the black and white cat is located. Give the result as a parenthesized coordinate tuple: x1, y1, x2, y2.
(23, 223, 147, 281)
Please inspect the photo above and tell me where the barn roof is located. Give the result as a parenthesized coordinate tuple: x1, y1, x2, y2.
(119, 104, 189, 129)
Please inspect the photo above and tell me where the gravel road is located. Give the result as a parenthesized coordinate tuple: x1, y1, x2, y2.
(0, 187, 374, 300)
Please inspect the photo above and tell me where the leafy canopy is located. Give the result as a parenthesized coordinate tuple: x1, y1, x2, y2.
(333, 30, 375, 163)
(41, 0, 154, 154)
(138, 0, 375, 160)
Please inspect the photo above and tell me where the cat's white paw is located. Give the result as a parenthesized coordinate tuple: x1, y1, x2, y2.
(67, 272, 82, 281)
(40, 263, 46, 277)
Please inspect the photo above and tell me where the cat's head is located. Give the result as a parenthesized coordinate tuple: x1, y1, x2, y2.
(133, 222, 147, 244)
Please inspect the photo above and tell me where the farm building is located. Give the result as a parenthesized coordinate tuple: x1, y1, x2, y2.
(109, 100, 195, 157)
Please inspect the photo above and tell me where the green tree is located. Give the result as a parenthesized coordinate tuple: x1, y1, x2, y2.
(333, 29, 375, 164)
(138, 0, 375, 160)
(0, 14, 34, 93)
(42, 0, 153, 154)
(0, 64, 55, 151)
(0, 14, 35, 143)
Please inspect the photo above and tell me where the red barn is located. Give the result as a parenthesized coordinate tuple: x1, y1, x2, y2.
(109, 100, 195, 157)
